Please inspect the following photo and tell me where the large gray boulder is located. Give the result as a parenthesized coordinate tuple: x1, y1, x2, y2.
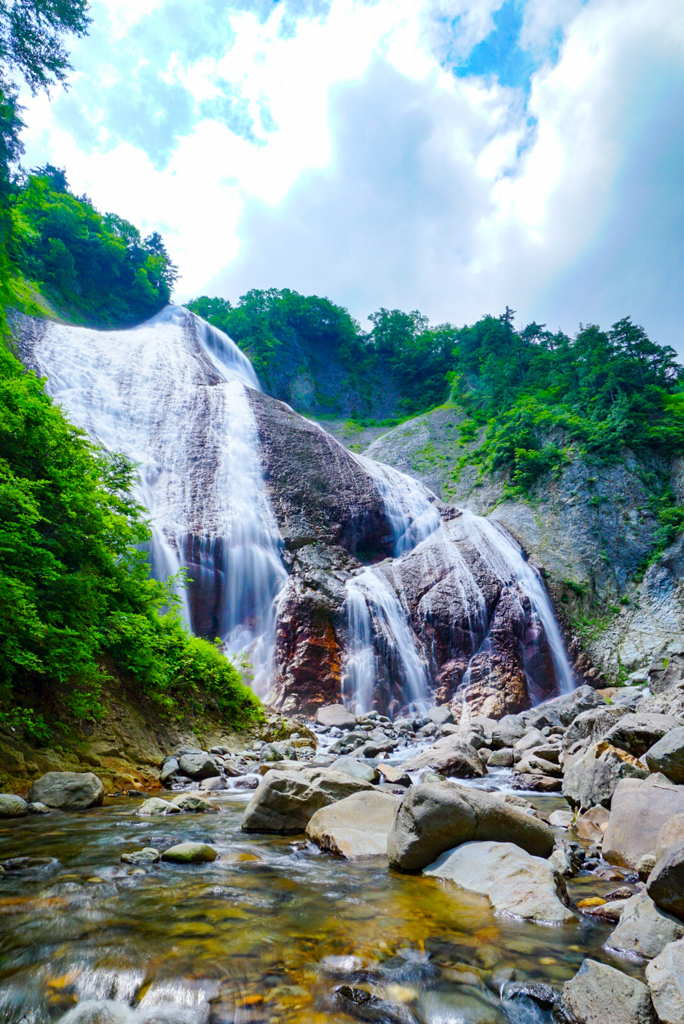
(386, 782, 554, 872)
(646, 937, 684, 1024)
(555, 959, 656, 1024)
(423, 840, 574, 924)
(314, 704, 356, 730)
(647, 839, 684, 920)
(645, 727, 684, 783)
(0, 794, 28, 818)
(490, 714, 526, 749)
(607, 893, 684, 960)
(562, 705, 627, 756)
(178, 752, 219, 781)
(562, 741, 648, 809)
(242, 767, 373, 832)
(603, 777, 684, 869)
(306, 790, 400, 859)
(330, 756, 378, 784)
(401, 734, 485, 778)
(524, 685, 605, 730)
(28, 771, 104, 810)
(603, 713, 682, 758)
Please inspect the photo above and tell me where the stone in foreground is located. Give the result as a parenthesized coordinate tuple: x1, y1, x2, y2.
(161, 842, 217, 864)
(645, 727, 684, 784)
(647, 839, 684, 920)
(387, 782, 554, 872)
(646, 937, 684, 1024)
(0, 794, 28, 818)
(555, 959, 656, 1024)
(423, 840, 574, 924)
(28, 771, 104, 811)
(314, 704, 356, 730)
(306, 790, 400, 859)
(561, 740, 648, 809)
(607, 893, 684, 960)
(242, 767, 373, 833)
(603, 777, 684, 869)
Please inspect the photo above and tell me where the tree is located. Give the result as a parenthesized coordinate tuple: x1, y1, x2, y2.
(0, 0, 90, 94)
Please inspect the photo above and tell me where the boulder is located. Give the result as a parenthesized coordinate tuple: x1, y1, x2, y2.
(656, 815, 684, 860)
(161, 842, 217, 864)
(306, 790, 400, 859)
(645, 727, 684, 783)
(646, 937, 684, 1024)
(490, 714, 526, 749)
(314, 704, 356, 730)
(121, 847, 160, 865)
(376, 764, 411, 787)
(330, 757, 378, 784)
(423, 840, 574, 923)
(603, 777, 684, 869)
(516, 753, 562, 777)
(159, 757, 181, 785)
(427, 705, 454, 727)
(177, 752, 219, 781)
(401, 734, 485, 778)
(487, 748, 514, 768)
(562, 705, 627, 756)
(555, 959, 656, 1024)
(604, 713, 682, 758)
(0, 794, 28, 818)
(562, 741, 648, 809)
(387, 782, 554, 872)
(200, 777, 227, 792)
(525, 686, 605, 731)
(607, 893, 684, 959)
(136, 797, 180, 816)
(647, 839, 684, 920)
(242, 767, 373, 833)
(28, 771, 104, 810)
(548, 808, 574, 828)
(514, 728, 547, 752)
(170, 793, 217, 813)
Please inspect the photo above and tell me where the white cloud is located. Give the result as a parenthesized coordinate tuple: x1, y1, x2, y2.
(16, 0, 684, 348)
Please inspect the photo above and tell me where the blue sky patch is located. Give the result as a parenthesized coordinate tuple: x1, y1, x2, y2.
(457, 1, 538, 91)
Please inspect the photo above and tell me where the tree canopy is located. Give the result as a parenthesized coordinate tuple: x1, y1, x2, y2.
(0, 0, 90, 93)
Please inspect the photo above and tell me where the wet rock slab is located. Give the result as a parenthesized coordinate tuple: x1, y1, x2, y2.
(306, 790, 400, 859)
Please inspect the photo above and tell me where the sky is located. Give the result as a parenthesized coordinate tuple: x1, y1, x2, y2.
(18, 0, 684, 350)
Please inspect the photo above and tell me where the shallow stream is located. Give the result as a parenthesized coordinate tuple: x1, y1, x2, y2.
(0, 791, 646, 1024)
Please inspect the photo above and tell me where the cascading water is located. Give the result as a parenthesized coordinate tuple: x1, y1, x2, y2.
(26, 305, 287, 694)
(342, 454, 575, 716)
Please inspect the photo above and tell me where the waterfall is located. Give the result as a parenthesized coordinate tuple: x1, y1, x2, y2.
(27, 304, 287, 694)
(342, 457, 575, 715)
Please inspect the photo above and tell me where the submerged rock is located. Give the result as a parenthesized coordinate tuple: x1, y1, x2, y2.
(121, 847, 160, 865)
(161, 842, 217, 864)
(28, 771, 104, 810)
(387, 782, 554, 872)
(306, 790, 400, 859)
(423, 839, 575, 923)
(242, 767, 373, 833)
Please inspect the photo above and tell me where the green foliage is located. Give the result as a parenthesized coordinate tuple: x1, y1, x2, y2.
(186, 289, 456, 417)
(0, 343, 261, 730)
(0, 0, 90, 95)
(5, 166, 178, 324)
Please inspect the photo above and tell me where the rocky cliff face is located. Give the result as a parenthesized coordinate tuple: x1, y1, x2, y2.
(364, 405, 684, 682)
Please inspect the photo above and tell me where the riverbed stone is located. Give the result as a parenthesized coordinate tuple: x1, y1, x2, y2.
(136, 797, 180, 816)
(555, 959, 656, 1024)
(161, 842, 217, 863)
(401, 734, 485, 778)
(376, 763, 411, 787)
(330, 757, 378, 784)
(424, 839, 574, 923)
(121, 847, 160, 865)
(488, 748, 514, 768)
(646, 937, 684, 1024)
(562, 705, 627, 757)
(428, 705, 454, 727)
(387, 782, 554, 872)
(28, 771, 104, 810)
(645, 727, 684, 783)
(315, 704, 356, 730)
(170, 793, 218, 813)
(0, 794, 28, 818)
(306, 790, 400, 859)
(27, 801, 51, 815)
(242, 767, 373, 833)
(647, 839, 684, 920)
(562, 740, 648, 809)
(607, 893, 684, 959)
(603, 713, 682, 758)
(178, 752, 219, 780)
(159, 757, 180, 785)
(603, 777, 684, 869)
